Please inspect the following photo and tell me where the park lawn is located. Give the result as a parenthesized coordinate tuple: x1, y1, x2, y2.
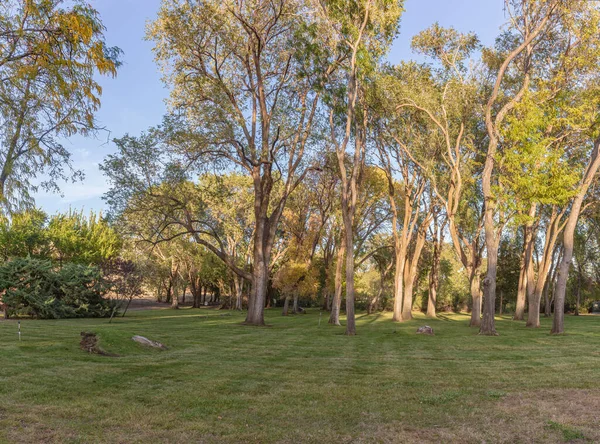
(0, 309, 599, 443)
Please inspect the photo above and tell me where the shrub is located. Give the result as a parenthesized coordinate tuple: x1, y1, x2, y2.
(0, 257, 113, 319)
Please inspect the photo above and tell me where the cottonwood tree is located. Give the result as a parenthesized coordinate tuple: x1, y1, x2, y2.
(483, 0, 600, 332)
(500, 97, 579, 327)
(379, 26, 486, 326)
(328, 165, 390, 324)
(479, 0, 567, 335)
(146, 0, 338, 326)
(0, 0, 120, 210)
(275, 171, 334, 315)
(321, 0, 402, 335)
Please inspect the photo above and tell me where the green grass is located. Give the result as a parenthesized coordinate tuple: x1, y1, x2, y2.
(1, 309, 599, 443)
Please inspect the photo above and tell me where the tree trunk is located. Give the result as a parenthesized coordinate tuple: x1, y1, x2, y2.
(499, 290, 503, 315)
(282, 295, 290, 316)
(402, 225, 428, 320)
(329, 234, 345, 326)
(469, 270, 481, 327)
(543, 277, 551, 317)
(402, 259, 412, 320)
(245, 174, 279, 326)
(515, 205, 536, 320)
(170, 260, 179, 309)
(575, 265, 582, 316)
(427, 276, 437, 318)
(292, 292, 300, 314)
(343, 213, 356, 335)
(480, 234, 499, 335)
(392, 249, 406, 321)
(427, 234, 442, 318)
(515, 261, 527, 321)
(121, 297, 133, 317)
(234, 275, 243, 310)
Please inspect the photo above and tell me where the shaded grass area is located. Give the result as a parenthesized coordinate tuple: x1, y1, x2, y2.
(0, 309, 599, 443)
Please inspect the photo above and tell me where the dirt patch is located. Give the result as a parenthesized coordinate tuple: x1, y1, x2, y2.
(493, 389, 600, 443)
(79, 332, 118, 357)
(346, 389, 600, 443)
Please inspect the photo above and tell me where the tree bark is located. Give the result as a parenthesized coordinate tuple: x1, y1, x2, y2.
(170, 261, 179, 309)
(343, 212, 356, 335)
(402, 224, 428, 320)
(575, 265, 582, 316)
(515, 258, 528, 321)
(515, 205, 536, 320)
(234, 275, 243, 310)
(543, 277, 551, 317)
(480, 236, 499, 335)
(427, 216, 443, 318)
(469, 270, 481, 327)
(499, 290, 503, 315)
(329, 234, 345, 325)
(282, 295, 290, 316)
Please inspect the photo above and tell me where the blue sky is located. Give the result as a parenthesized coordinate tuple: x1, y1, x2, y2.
(34, 0, 506, 215)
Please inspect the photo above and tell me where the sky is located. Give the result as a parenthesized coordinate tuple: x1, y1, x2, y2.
(33, 0, 507, 215)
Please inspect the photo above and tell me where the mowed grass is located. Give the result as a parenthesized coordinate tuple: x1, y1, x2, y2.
(1, 309, 599, 443)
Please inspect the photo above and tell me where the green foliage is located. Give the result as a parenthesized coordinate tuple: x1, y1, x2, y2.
(0, 0, 121, 210)
(0, 257, 111, 318)
(411, 23, 479, 72)
(0, 208, 48, 259)
(0, 209, 121, 265)
(47, 211, 122, 265)
(437, 246, 470, 311)
(57, 263, 111, 317)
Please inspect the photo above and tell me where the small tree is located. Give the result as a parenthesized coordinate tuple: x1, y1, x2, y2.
(101, 258, 144, 321)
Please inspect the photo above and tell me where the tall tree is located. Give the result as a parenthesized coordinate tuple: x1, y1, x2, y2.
(480, 0, 563, 335)
(383, 26, 485, 326)
(0, 0, 120, 210)
(322, 0, 402, 334)
(146, 0, 338, 326)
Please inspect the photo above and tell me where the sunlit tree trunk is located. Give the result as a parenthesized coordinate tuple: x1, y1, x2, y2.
(403, 224, 428, 320)
(329, 235, 345, 326)
(469, 269, 481, 327)
(170, 260, 179, 309)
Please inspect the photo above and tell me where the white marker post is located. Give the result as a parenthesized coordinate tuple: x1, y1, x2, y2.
(18, 321, 21, 341)
(318, 311, 322, 327)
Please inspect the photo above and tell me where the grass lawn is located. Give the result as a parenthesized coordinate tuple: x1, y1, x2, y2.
(1, 309, 599, 443)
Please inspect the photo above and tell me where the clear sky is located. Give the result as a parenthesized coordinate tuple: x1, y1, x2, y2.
(33, 0, 507, 215)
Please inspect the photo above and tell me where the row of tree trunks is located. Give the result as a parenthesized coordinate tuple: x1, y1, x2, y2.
(515, 204, 537, 320)
(402, 222, 430, 320)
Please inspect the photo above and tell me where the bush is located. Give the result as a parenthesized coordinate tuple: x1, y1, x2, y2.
(0, 257, 113, 319)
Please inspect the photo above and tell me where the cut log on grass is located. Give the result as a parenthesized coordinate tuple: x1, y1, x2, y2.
(416, 326, 434, 336)
(132, 335, 167, 349)
(80, 332, 118, 356)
